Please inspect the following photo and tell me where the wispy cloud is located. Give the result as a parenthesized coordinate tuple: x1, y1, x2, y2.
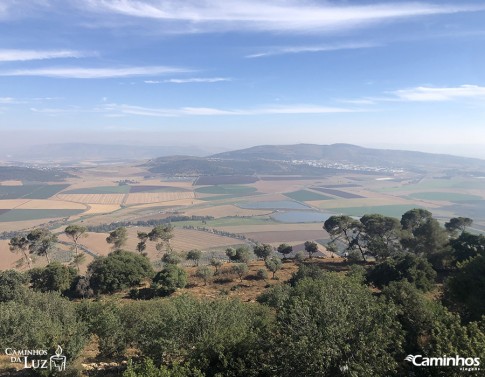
(0, 66, 191, 79)
(392, 85, 485, 101)
(0, 49, 93, 62)
(104, 103, 359, 117)
(145, 77, 230, 84)
(246, 42, 379, 58)
(83, 1, 485, 34)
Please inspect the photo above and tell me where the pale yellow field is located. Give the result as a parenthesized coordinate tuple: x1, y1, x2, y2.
(57, 193, 126, 204)
(184, 204, 271, 218)
(0, 240, 23, 270)
(0, 180, 23, 186)
(215, 223, 325, 233)
(129, 198, 204, 209)
(15, 199, 87, 210)
(82, 204, 121, 215)
(124, 192, 195, 205)
(0, 199, 30, 209)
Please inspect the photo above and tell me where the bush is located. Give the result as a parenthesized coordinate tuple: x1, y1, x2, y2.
(288, 264, 325, 286)
(0, 270, 28, 302)
(88, 250, 154, 294)
(226, 246, 253, 264)
(195, 266, 213, 285)
(29, 262, 77, 294)
(256, 268, 268, 280)
(0, 290, 87, 362)
(366, 253, 437, 291)
(231, 263, 248, 281)
(153, 264, 188, 295)
(124, 358, 205, 377)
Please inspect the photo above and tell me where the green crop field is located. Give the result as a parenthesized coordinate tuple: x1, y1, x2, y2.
(328, 204, 422, 218)
(173, 216, 277, 228)
(284, 190, 333, 201)
(195, 185, 257, 195)
(0, 209, 84, 222)
(0, 184, 69, 199)
(408, 192, 482, 202)
(63, 185, 131, 194)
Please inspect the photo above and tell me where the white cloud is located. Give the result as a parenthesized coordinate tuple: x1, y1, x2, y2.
(392, 85, 485, 101)
(165, 77, 230, 83)
(83, 1, 485, 34)
(0, 66, 191, 78)
(247, 42, 379, 58)
(144, 77, 230, 84)
(0, 49, 93, 62)
(104, 103, 358, 117)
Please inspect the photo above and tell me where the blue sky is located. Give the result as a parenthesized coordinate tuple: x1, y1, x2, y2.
(1, 0, 485, 157)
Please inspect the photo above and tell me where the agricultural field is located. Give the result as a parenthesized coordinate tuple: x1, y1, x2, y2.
(0, 184, 69, 199)
(284, 189, 333, 201)
(1, 165, 485, 269)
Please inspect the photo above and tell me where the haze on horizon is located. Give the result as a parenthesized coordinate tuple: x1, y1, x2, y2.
(1, 1, 485, 159)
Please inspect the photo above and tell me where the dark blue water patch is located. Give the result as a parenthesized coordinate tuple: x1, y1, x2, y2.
(272, 211, 334, 223)
(237, 201, 311, 210)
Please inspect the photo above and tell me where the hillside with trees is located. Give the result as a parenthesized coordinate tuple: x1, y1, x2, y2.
(0, 210, 484, 376)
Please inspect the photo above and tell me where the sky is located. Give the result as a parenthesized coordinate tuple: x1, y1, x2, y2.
(1, 0, 485, 158)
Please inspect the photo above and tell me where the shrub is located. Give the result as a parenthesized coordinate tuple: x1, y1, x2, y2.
(0, 270, 28, 302)
(88, 250, 154, 294)
(153, 264, 188, 295)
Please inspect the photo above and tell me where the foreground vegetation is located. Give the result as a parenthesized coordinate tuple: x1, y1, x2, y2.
(1, 210, 484, 376)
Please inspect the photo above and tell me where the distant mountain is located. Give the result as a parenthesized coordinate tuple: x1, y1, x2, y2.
(0, 166, 73, 182)
(211, 144, 485, 172)
(147, 143, 485, 176)
(2, 143, 211, 163)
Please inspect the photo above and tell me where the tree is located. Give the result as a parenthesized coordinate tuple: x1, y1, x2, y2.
(106, 227, 128, 250)
(231, 263, 248, 281)
(88, 250, 154, 294)
(210, 258, 223, 274)
(226, 246, 253, 264)
(253, 244, 273, 260)
(9, 235, 32, 269)
(136, 231, 149, 254)
(266, 274, 403, 377)
(304, 241, 318, 259)
(26, 228, 58, 264)
(148, 224, 174, 253)
(29, 262, 77, 293)
(450, 231, 485, 264)
(187, 249, 202, 266)
(153, 264, 187, 295)
(324, 215, 366, 261)
(196, 266, 213, 285)
(64, 225, 88, 271)
(360, 214, 402, 260)
(400, 209, 450, 269)
(366, 253, 437, 291)
(265, 257, 282, 279)
(162, 252, 182, 265)
(444, 255, 485, 322)
(277, 243, 293, 259)
(445, 217, 473, 234)
(0, 270, 28, 302)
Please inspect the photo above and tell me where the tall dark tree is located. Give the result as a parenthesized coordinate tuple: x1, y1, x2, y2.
(9, 235, 32, 269)
(26, 228, 58, 264)
(148, 224, 173, 253)
(445, 217, 473, 234)
(360, 214, 402, 260)
(253, 243, 273, 260)
(64, 224, 88, 271)
(304, 241, 319, 259)
(324, 215, 366, 261)
(106, 227, 128, 250)
(450, 231, 485, 264)
(277, 243, 293, 259)
(136, 231, 149, 254)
